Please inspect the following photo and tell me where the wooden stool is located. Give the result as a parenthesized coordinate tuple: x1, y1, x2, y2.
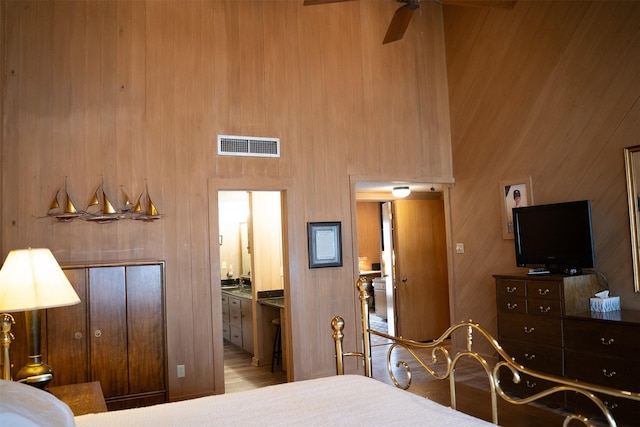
(271, 318, 282, 372)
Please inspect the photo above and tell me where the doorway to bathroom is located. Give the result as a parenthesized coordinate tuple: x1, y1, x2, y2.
(217, 190, 288, 392)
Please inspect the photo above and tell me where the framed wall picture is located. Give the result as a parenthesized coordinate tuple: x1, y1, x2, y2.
(499, 177, 533, 239)
(308, 222, 343, 268)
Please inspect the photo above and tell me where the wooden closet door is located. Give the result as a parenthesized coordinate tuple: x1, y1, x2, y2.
(89, 267, 128, 398)
(393, 199, 450, 341)
(126, 264, 165, 394)
(46, 268, 89, 386)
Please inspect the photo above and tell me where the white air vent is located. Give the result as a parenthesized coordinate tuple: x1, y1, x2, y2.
(218, 135, 280, 158)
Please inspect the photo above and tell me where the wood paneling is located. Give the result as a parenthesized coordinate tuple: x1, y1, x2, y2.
(3, 0, 637, 402)
(1, 0, 452, 400)
(444, 1, 640, 353)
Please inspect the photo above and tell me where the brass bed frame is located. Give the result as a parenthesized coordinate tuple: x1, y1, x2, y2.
(331, 278, 640, 427)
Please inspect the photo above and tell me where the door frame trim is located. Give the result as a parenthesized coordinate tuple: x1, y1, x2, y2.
(207, 178, 293, 393)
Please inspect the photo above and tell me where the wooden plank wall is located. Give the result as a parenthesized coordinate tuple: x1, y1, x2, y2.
(0, 0, 452, 400)
(444, 0, 640, 352)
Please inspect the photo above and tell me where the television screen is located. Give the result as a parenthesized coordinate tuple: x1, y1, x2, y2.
(513, 200, 595, 274)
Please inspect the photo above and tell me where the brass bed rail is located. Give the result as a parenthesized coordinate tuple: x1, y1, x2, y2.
(332, 278, 640, 427)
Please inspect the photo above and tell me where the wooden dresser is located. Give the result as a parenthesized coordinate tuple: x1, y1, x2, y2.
(49, 261, 167, 411)
(494, 273, 640, 424)
(563, 310, 640, 425)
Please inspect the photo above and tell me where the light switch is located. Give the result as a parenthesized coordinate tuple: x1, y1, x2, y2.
(177, 365, 186, 378)
(455, 243, 464, 254)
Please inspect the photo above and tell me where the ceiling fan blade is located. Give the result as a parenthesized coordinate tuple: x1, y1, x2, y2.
(303, 0, 355, 5)
(383, 3, 418, 45)
(439, 0, 516, 9)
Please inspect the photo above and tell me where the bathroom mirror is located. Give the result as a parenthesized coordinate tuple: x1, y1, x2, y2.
(624, 145, 640, 292)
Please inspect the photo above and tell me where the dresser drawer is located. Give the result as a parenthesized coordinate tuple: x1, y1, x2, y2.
(565, 349, 639, 390)
(228, 296, 242, 309)
(566, 391, 640, 426)
(528, 298, 563, 318)
(230, 325, 242, 348)
(501, 339, 564, 376)
(222, 303, 230, 322)
(497, 295, 527, 315)
(498, 313, 562, 347)
(229, 307, 242, 328)
(222, 322, 230, 342)
(496, 279, 526, 298)
(499, 370, 565, 406)
(564, 318, 640, 360)
(526, 281, 561, 300)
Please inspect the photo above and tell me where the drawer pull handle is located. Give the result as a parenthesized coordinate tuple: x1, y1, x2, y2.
(506, 286, 517, 293)
(525, 380, 537, 388)
(524, 327, 535, 334)
(94, 329, 102, 338)
(538, 306, 551, 313)
(604, 401, 618, 410)
(602, 369, 616, 378)
(74, 332, 83, 340)
(507, 303, 518, 310)
(537, 288, 550, 296)
(600, 337, 614, 346)
(524, 353, 536, 361)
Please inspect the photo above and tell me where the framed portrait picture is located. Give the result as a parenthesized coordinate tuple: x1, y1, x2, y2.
(499, 177, 533, 239)
(308, 222, 343, 268)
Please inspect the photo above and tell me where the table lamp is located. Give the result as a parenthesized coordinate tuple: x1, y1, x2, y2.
(0, 248, 80, 388)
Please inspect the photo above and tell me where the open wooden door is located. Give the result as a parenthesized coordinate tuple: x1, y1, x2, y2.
(393, 199, 450, 341)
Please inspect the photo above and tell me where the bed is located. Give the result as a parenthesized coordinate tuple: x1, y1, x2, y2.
(1, 278, 638, 427)
(332, 278, 640, 427)
(1, 375, 493, 427)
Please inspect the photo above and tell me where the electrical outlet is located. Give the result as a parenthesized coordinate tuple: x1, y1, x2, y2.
(177, 364, 185, 378)
(455, 243, 465, 254)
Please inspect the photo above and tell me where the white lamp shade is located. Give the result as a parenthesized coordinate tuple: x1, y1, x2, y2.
(0, 248, 80, 312)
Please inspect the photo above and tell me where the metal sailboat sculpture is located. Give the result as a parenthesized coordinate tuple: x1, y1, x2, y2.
(85, 180, 122, 223)
(48, 178, 83, 222)
(120, 185, 134, 213)
(132, 181, 162, 221)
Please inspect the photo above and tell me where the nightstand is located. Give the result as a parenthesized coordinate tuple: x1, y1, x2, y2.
(48, 381, 108, 416)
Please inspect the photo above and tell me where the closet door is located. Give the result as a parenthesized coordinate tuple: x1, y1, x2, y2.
(46, 268, 89, 386)
(89, 267, 128, 398)
(126, 264, 165, 395)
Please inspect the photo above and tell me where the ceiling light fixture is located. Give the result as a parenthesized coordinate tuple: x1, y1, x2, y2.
(392, 186, 411, 198)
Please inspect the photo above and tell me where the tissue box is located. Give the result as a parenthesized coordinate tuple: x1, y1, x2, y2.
(590, 296, 620, 312)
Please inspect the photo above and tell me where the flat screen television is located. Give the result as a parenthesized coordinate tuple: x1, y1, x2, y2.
(513, 200, 595, 274)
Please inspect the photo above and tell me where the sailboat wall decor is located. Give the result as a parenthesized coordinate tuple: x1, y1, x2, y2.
(46, 179, 162, 223)
(84, 181, 123, 223)
(132, 181, 162, 222)
(120, 185, 134, 213)
(48, 179, 83, 222)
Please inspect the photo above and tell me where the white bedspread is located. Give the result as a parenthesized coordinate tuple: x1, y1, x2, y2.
(75, 375, 493, 426)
